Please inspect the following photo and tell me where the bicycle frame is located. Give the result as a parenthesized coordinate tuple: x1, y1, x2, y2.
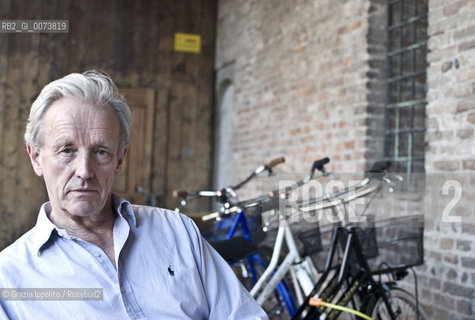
(292, 226, 400, 320)
(291, 170, 418, 320)
(225, 210, 251, 240)
(217, 206, 299, 315)
(250, 211, 317, 313)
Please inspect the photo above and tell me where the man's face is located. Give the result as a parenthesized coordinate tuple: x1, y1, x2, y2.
(27, 98, 126, 218)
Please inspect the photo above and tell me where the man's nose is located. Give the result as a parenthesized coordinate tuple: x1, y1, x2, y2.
(75, 151, 94, 180)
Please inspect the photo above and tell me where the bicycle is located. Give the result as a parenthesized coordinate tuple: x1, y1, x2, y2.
(206, 158, 331, 317)
(176, 157, 331, 318)
(174, 157, 300, 317)
(289, 162, 428, 320)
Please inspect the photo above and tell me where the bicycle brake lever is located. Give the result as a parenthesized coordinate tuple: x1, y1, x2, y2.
(311, 157, 330, 174)
(382, 177, 392, 185)
(391, 173, 404, 182)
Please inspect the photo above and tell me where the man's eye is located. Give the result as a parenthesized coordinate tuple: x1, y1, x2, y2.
(62, 148, 73, 154)
(96, 149, 109, 156)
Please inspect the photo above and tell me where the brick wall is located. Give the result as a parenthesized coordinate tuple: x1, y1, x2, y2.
(424, 0, 475, 319)
(215, 0, 371, 193)
(215, 0, 475, 318)
(426, 0, 475, 172)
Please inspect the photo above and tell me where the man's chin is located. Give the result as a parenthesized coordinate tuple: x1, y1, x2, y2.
(65, 201, 105, 218)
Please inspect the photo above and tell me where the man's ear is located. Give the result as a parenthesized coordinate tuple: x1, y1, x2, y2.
(115, 147, 128, 173)
(26, 144, 43, 177)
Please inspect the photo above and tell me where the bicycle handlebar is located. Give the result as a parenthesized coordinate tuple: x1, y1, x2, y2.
(172, 190, 221, 199)
(172, 157, 286, 210)
(209, 160, 400, 221)
(252, 157, 285, 176)
(368, 160, 391, 173)
(172, 190, 189, 199)
(298, 162, 400, 213)
(201, 206, 241, 221)
(266, 157, 285, 170)
(232, 157, 285, 190)
(200, 157, 332, 221)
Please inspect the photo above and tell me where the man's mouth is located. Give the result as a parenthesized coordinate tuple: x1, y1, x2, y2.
(69, 188, 98, 194)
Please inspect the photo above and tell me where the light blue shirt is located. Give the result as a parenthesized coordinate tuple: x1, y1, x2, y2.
(0, 195, 268, 319)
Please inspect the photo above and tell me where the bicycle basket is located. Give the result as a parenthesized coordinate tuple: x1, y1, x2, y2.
(359, 214, 424, 273)
(354, 224, 379, 259)
(297, 226, 323, 256)
(296, 224, 334, 273)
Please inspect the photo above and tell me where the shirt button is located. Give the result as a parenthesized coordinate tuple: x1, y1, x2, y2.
(94, 252, 101, 258)
(120, 286, 125, 293)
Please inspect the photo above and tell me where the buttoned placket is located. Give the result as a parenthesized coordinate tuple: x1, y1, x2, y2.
(113, 213, 146, 319)
(54, 213, 146, 320)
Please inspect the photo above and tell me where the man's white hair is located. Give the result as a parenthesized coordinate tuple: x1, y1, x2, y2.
(24, 70, 132, 153)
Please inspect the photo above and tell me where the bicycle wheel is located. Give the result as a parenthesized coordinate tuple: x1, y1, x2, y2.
(365, 286, 429, 320)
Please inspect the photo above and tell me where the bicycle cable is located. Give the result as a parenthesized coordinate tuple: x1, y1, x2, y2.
(409, 267, 420, 319)
(309, 297, 374, 320)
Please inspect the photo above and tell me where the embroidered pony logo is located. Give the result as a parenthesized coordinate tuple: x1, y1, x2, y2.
(168, 265, 175, 277)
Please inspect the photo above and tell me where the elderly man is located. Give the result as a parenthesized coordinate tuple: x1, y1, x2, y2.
(0, 70, 268, 319)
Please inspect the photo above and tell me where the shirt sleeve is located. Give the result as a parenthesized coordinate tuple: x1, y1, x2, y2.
(0, 302, 11, 320)
(180, 214, 269, 320)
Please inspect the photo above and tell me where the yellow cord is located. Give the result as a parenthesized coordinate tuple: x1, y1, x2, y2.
(309, 298, 374, 320)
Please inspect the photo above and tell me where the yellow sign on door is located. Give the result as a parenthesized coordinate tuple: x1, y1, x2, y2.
(174, 33, 201, 54)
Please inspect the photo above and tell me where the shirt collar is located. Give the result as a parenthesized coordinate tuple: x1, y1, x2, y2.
(31, 194, 136, 255)
(31, 202, 57, 255)
(112, 193, 136, 227)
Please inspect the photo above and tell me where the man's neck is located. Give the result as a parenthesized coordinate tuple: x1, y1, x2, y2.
(48, 203, 118, 268)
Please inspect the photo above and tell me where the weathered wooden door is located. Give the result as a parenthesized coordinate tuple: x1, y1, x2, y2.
(113, 88, 156, 205)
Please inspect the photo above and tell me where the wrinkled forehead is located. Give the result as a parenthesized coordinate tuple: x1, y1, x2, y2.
(42, 98, 121, 145)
